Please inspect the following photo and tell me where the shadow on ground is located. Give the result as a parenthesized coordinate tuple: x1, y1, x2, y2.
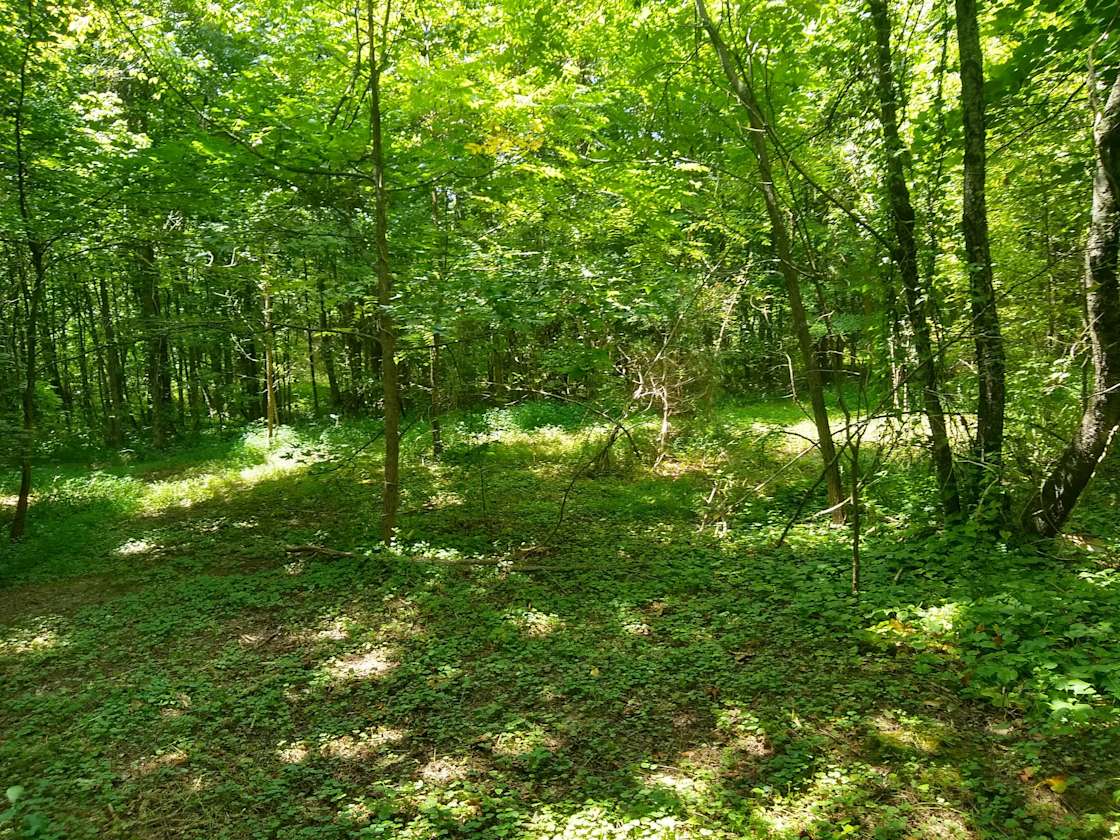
(1, 415, 1118, 839)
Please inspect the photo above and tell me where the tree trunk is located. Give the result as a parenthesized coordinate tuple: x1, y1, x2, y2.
(9, 25, 45, 540)
(97, 275, 127, 446)
(136, 242, 169, 448)
(1021, 71, 1120, 536)
(262, 283, 279, 441)
(868, 0, 961, 518)
(369, 0, 401, 542)
(10, 246, 45, 542)
(694, 0, 845, 520)
(955, 0, 1006, 505)
(10, 245, 46, 541)
(317, 271, 341, 408)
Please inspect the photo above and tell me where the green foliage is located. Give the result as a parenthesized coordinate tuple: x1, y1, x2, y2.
(3, 404, 1119, 838)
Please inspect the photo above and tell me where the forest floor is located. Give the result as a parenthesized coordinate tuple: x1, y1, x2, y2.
(2, 399, 1120, 839)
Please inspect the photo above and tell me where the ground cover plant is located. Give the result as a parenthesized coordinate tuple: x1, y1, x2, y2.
(5, 0, 1120, 835)
(3, 403, 1120, 838)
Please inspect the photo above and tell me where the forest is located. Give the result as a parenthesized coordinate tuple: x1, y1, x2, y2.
(2, 0, 1120, 836)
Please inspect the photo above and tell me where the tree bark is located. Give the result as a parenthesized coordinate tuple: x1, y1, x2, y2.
(97, 275, 127, 446)
(135, 242, 169, 448)
(369, 0, 401, 541)
(9, 20, 46, 541)
(316, 271, 341, 409)
(262, 282, 279, 441)
(868, 0, 960, 518)
(1021, 71, 1120, 536)
(694, 0, 845, 520)
(10, 245, 46, 541)
(955, 0, 1006, 504)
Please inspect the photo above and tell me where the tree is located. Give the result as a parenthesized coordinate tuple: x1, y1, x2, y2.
(694, 0, 846, 521)
(1021, 70, 1120, 536)
(368, 0, 401, 542)
(867, 0, 960, 518)
(955, 0, 1006, 508)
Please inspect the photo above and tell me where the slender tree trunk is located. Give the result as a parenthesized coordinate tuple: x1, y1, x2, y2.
(694, 0, 845, 520)
(302, 281, 320, 416)
(74, 289, 95, 428)
(868, 0, 960, 518)
(1022, 72, 1120, 536)
(262, 283, 279, 441)
(955, 0, 1006, 505)
(97, 276, 126, 446)
(10, 245, 46, 541)
(430, 189, 446, 458)
(316, 271, 341, 408)
(369, 0, 401, 541)
(9, 22, 45, 540)
(187, 345, 204, 431)
(136, 243, 169, 448)
(340, 300, 363, 413)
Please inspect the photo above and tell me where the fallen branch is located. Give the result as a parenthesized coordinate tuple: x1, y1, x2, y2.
(285, 544, 356, 558)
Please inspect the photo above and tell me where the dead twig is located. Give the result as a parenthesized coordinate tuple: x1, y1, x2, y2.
(285, 544, 355, 558)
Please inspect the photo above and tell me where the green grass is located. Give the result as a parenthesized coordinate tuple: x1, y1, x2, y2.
(1, 401, 1119, 839)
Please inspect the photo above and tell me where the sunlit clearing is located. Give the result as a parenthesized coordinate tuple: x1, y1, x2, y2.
(138, 433, 319, 515)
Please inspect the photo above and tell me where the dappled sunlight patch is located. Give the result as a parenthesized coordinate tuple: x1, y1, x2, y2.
(527, 804, 684, 839)
(643, 766, 709, 800)
(867, 603, 962, 654)
(418, 755, 472, 784)
(277, 741, 310, 763)
(136, 434, 321, 516)
(868, 712, 945, 754)
(115, 537, 157, 557)
(614, 598, 655, 637)
(322, 646, 397, 681)
(506, 607, 564, 637)
(307, 620, 350, 643)
(128, 748, 189, 778)
(0, 620, 67, 656)
(487, 723, 561, 758)
(421, 490, 465, 510)
(339, 800, 375, 827)
(1062, 533, 1106, 553)
(756, 765, 863, 836)
(320, 726, 406, 761)
(1078, 567, 1120, 589)
(159, 692, 192, 718)
(908, 807, 973, 840)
